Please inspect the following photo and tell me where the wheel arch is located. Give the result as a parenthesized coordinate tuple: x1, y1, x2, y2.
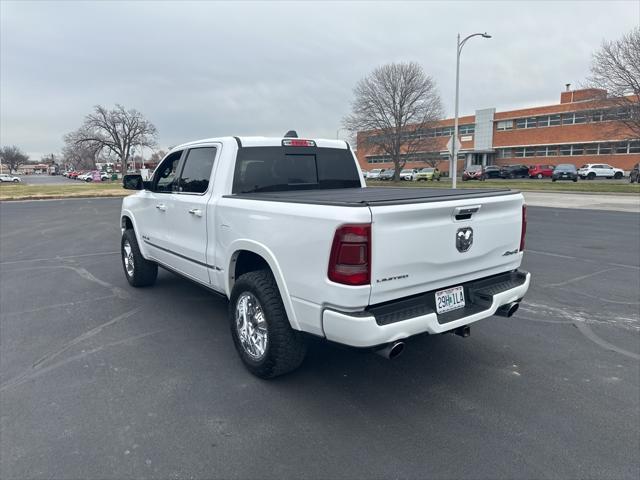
(226, 241, 300, 331)
(120, 211, 149, 259)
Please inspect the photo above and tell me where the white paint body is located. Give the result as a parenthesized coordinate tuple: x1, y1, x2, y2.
(121, 136, 529, 347)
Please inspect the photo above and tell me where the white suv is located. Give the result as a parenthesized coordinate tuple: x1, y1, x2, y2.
(0, 173, 21, 183)
(577, 163, 624, 180)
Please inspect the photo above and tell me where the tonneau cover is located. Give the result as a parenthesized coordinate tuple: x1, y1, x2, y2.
(227, 187, 516, 207)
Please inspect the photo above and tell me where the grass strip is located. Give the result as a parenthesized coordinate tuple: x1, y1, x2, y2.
(366, 180, 640, 194)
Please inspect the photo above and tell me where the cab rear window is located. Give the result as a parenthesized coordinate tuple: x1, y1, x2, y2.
(232, 146, 360, 194)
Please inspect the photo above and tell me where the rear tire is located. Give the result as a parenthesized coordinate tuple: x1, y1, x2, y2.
(537, 173, 543, 179)
(587, 172, 596, 180)
(13, 179, 19, 183)
(614, 172, 623, 179)
(229, 270, 306, 378)
(121, 229, 158, 287)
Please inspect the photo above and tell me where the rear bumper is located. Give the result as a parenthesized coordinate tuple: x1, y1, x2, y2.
(322, 270, 531, 347)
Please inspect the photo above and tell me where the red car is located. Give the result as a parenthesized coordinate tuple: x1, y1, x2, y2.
(462, 165, 485, 181)
(529, 164, 555, 179)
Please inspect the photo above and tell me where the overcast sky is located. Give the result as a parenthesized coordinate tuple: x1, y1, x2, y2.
(1, 0, 638, 159)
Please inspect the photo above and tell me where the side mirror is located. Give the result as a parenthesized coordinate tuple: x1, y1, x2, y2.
(123, 174, 144, 190)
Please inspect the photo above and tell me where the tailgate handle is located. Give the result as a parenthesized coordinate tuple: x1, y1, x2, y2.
(454, 205, 481, 221)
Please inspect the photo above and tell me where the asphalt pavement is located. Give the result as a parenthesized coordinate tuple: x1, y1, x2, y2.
(0, 198, 638, 479)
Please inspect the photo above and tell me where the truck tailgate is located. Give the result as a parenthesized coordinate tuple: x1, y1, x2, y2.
(369, 192, 524, 305)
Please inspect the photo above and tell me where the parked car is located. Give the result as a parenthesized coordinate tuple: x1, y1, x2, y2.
(529, 164, 555, 179)
(500, 165, 530, 179)
(629, 163, 639, 183)
(415, 167, 440, 181)
(551, 164, 578, 182)
(577, 163, 624, 180)
(68, 171, 80, 179)
(367, 168, 385, 180)
(462, 165, 484, 181)
(0, 173, 21, 183)
(483, 166, 502, 179)
(120, 133, 530, 378)
(400, 168, 418, 181)
(378, 169, 396, 181)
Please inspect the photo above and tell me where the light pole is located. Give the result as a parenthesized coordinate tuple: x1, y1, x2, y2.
(452, 31, 491, 188)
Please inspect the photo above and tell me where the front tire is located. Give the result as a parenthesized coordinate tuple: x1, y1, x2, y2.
(121, 229, 158, 287)
(229, 270, 307, 378)
(587, 172, 596, 180)
(614, 172, 623, 179)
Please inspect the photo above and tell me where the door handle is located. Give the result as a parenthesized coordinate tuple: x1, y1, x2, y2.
(156, 204, 167, 211)
(188, 208, 203, 217)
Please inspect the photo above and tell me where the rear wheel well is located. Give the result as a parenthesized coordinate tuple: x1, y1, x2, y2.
(232, 250, 271, 284)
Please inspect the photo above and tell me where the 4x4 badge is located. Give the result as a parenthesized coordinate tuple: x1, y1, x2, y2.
(456, 227, 473, 252)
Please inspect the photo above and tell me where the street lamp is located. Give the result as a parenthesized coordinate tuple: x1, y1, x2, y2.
(451, 31, 491, 188)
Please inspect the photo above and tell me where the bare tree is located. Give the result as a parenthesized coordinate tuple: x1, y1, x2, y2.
(0, 145, 29, 173)
(61, 136, 101, 170)
(65, 104, 158, 169)
(344, 62, 443, 181)
(587, 27, 640, 139)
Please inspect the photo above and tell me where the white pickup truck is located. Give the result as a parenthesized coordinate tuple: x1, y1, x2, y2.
(120, 134, 530, 378)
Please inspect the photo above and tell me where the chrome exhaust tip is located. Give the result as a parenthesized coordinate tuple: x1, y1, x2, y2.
(496, 302, 520, 318)
(374, 341, 405, 360)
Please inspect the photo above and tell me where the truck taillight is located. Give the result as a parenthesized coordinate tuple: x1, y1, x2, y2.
(328, 224, 371, 286)
(282, 139, 316, 147)
(520, 204, 527, 252)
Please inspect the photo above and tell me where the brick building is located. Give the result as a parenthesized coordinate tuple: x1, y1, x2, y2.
(356, 87, 639, 173)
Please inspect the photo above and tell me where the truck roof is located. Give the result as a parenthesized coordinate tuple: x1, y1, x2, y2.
(173, 136, 349, 151)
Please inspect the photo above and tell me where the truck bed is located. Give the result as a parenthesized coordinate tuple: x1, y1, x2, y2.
(227, 187, 516, 207)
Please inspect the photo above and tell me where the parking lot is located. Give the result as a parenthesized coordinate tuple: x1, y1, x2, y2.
(1, 198, 638, 479)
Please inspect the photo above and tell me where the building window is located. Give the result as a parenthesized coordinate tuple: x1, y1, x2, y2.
(559, 145, 572, 156)
(591, 110, 604, 122)
(514, 148, 525, 157)
(459, 124, 475, 135)
(525, 117, 537, 128)
(572, 144, 584, 155)
(618, 108, 632, 120)
(549, 114, 561, 126)
(573, 112, 587, 124)
(537, 116, 550, 127)
(585, 144, 598, 155)
(524, 147, 535, 157)
(629, 142, 640, 154)
(599, 143, 612, 154)
(562, 113, 574, 125)
(515, 118, 526, 129)
(496, 120, 513, 131)
(536, 147, 547, 157)
(546, 146, 558, 156)
(615, 142, 629, 154)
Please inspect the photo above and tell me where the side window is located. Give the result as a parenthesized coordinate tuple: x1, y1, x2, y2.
(153, 151, 183, 193)
(177, 147, 217, 194)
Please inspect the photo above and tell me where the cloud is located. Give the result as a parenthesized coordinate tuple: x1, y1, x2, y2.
(1, 0, 638, 158)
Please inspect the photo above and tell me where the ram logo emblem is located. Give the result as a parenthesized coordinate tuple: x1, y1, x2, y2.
(456, 227, 473, 252)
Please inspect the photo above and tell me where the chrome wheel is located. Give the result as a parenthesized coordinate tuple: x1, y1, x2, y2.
(123, 240, 135, 277)
(235, 292, 268, 360)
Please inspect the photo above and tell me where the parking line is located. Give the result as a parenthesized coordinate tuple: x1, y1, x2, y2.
(0, 251, 119, 265)
(526, 249, 640, 270)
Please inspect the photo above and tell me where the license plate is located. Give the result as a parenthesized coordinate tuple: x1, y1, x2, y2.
(435, 286, 465, 314)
